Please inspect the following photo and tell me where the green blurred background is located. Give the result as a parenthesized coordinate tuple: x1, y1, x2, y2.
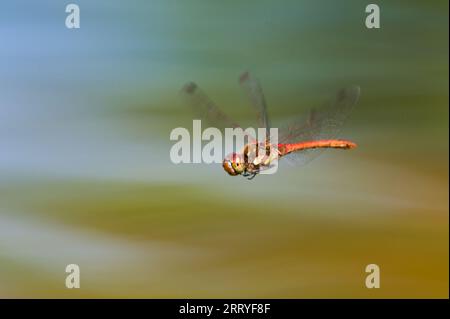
(0, 0, 448, 298)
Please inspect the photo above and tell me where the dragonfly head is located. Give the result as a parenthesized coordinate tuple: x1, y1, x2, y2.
(222, 153, 245, 176)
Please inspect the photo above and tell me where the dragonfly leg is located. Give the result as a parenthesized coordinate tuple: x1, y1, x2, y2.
(247, 173, 257, 180)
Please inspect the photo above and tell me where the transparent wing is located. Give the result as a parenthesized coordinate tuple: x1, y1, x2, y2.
(181, 82, 243, 132)
(239, 71, 270, 142)
(181, 79, 270, 144)
(275, 86, 360, 166)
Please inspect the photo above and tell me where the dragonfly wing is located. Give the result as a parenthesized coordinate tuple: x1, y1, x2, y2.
(181, 82, 240, 131)
(239, 71, 271, 142)
(277, 85, 360, 166)
(181, 81, 256, 143)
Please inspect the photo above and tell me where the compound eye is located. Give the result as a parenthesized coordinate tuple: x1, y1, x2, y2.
(232, 161, 244, 173)
(223, 159, 237, 176)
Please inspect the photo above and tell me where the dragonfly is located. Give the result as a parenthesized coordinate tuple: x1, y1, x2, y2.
(182, 72, 360, 180)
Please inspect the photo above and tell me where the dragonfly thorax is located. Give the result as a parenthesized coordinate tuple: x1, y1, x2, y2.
(222, 144, 279, 179)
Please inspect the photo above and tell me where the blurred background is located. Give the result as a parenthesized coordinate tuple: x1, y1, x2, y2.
(0, 0, 448, 298)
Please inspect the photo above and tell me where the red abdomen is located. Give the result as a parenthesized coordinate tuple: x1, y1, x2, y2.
(277, 139, 357, 156)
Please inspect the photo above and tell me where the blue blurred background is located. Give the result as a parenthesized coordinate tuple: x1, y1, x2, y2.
(0, 0, 448, 297)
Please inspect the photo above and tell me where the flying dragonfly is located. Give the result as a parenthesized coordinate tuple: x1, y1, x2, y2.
(182, 72, 360, 180)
